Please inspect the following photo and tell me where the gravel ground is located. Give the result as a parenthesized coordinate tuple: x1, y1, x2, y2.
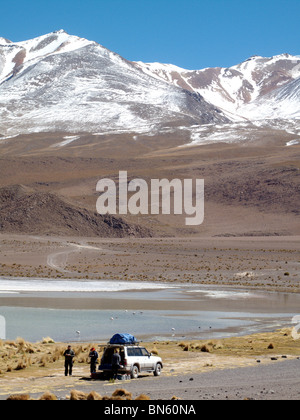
(47, 358, 300, 401)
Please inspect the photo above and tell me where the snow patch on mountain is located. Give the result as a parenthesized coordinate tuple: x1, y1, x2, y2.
(286, 140, 299, 146)
(177, 118, 300, 147)
(241, 76, 300, 119)
(0, 30, 299, 144)
(0, 30, 228, 137)
(136, 54, 300, 121)
(52, 135, 81, 148)
(0, 30, 95, 84)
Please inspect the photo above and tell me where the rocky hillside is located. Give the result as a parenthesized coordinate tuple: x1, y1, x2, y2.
(0, 185, 152, 237)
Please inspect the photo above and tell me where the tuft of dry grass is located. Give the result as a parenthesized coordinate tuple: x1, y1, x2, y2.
(15, 358, 27, 371)
(7, 394, 30, 400)
(39, 355, 48, 367)
(135, 394, 150, 400)
(70, 390, 88, 400)
(5, 341, 18, 348)
(102, 395, 125, 401)
(39, 392, 57, 401)
(42, 337, 55, 344)
(87, 391, 103, 400)
(76, 352, 88, 364)
(16, 337, 27, 351)
(200, 344, 211, 353)
(112, 388, 133, 400)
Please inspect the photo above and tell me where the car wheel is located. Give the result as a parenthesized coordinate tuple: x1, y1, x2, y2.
(131, 365, 139, 379)
(154, 363, 162, 377)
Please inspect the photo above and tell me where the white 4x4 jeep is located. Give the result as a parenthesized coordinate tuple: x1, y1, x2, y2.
(99, 344, 163, 379)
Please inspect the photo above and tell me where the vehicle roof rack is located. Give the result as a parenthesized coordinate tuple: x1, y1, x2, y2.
(106, 342, 140, 346)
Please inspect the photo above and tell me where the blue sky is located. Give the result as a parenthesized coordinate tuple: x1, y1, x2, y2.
(1, 0, 299, 69)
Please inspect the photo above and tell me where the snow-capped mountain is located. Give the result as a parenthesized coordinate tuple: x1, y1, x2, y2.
(240, 72, 300, 120)
(135, 54, 300, 120)
(0, 30, 227, 137)
(0, 30, 93, 84)
(0, 30, 299, 141)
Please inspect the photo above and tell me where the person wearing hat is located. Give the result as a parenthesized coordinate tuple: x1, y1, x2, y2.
(64, 345, 75, 376)
(89, 347, 99, 375)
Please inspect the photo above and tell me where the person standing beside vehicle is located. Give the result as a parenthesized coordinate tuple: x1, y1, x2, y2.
(64, 345, 75, 376)
(89, 347, 99, 375)
(111, 349, 121, 379)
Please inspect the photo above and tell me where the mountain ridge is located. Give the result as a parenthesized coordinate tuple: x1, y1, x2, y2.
(135, 53, 300, 120)
(0, 30, 228, 138)
(0, 30, 299, 140)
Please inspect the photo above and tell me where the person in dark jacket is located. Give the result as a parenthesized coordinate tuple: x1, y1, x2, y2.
(64, 345, 75, 376)
(111, 349, 121, 379)
(89, 347, 99, 375)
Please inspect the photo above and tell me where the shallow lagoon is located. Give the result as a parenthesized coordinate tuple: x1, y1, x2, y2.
(0, 278, 298, 342)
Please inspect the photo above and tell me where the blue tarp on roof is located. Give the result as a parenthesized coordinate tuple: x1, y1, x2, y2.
(109, 333, 138, 345)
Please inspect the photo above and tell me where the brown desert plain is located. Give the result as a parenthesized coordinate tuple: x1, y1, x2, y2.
(0, 126, 299, 400)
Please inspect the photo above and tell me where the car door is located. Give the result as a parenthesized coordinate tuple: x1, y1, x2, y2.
(140, 347, 152, 370)
(133, 348, 145, 371)
(126, 347, 136, 371)
(126, 347, 142, 371)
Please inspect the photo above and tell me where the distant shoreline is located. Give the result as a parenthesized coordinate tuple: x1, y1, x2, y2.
(0, 282, 299, 343)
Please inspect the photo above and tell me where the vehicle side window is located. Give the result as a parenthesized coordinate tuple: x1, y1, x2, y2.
(127, 348, 135, 357)
(140, 348, 149, 356)
(126, 348, 148, 357)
